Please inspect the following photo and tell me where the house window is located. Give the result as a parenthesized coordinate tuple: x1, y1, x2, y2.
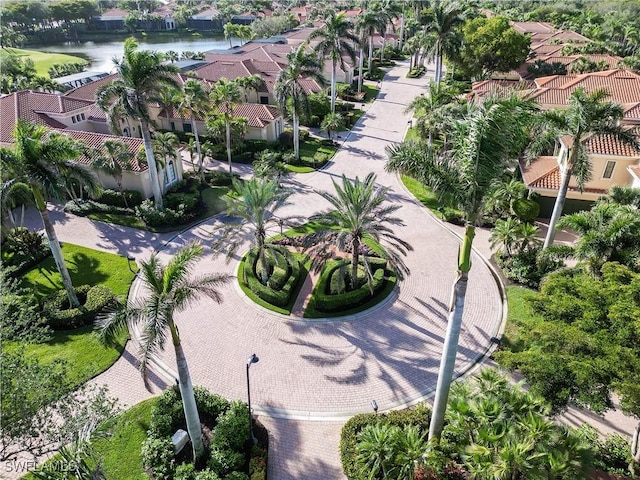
(71, 116, 77, 123)
(170, 122, 175, 131)
(260, 96, 269, 104)
(183, 123, 193, 133)
(166, 161, 177, 185)
(81, 113, 85, 120)
(603, 161, 616, 179)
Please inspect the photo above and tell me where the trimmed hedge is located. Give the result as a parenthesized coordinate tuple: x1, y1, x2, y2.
(43, 284, 116, 330)
(65, 199, 135, 217)
(243, 246, 302, 308)
(313, 258, 387, 313)
(340, 404, 432, 480)
(96, 189, 143, 208)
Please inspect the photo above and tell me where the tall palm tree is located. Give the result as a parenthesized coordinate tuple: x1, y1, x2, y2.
(0, 121, 98, 307)
(214, 177, 290, 284)
(386, 95, 537, 440)
(425, 0, 466, 85)
(356, 8, 385, 75)
(309, 11, 360, 114)
(95, 243, 230, 461)
(376, 0, 401, 63)
(406, 81, 459, 146)
(310, 173, 412, 291)
(96, 37, 179, 210)
(152, 132, 179, 193)
(91, 139, 134, 208)
(275, 43, 325, 161)
(210, 78, 242, 175)
(177, 79, 209, 178)
(527, 88, 639, 249)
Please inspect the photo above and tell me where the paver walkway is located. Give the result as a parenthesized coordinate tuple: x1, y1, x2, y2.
(15, 60, 636, 479)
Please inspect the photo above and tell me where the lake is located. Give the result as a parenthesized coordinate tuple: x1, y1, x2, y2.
(34, 36, 231, 73)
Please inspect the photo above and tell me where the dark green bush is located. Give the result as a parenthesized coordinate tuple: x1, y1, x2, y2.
(242, 140, 270, 154)
(96, 189, 143, 208)
(313, 259, 386, 312)
(208, 449, 245, 478)
(205, 171, 235, 186)
(496, 247, 564, 289)
(0, 290, 51, 342)
(242, 246, 302, 307)
(299, 129, 310, 141)
(277, 130, 294, 148)
(65, 199, 134, 217)
(164, 192, 200, 213)
(249, 445, 267, 480)
(136, 200, 194, 228)
(512, 198, 540, 222)
(233, 152, 255, 164)
(141, 437, 176, 480)
(340, 404, 431, 480)
(5, 227, 46, 259)
(43, 284, 116, 330)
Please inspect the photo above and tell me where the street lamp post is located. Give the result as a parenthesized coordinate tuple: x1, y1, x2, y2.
(246, 353, 259, 445)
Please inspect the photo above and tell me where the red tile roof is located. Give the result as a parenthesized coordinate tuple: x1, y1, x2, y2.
(511, 21, 556, 35)
(519, 156, 607, 194)
(585, 129, 640, 157)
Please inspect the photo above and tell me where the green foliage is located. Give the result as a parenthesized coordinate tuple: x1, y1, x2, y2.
(495, 263, 640, 420)
(204, 171, 235, 186)
(0, 271, 50, 343)
(96, 189, 143, 208)
(576, 425, 634, 475)
(511, 197, 540, 221)
(47, 61, 87, 78)
(249, 445, 268, 480)
(43, 284, 116, 329)
(141, 437, 176, 480)
(495, 246, 564, 288)
(242, 246, 302, 307)
(135, 199, 192, 227)
(65, 199, 134, 217)
(406, 66, 426, 78)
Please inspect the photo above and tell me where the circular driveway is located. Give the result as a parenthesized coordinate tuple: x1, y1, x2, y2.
(140, 67, 504, 419)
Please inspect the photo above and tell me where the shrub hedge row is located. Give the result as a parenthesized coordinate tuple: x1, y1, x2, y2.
(243, 246, 301, 308)
(340, 404, 432, 480)
(65, 199, 134, 217)
(96, 189, 143, 208)
(314, 258, 387, 312)
(43, 284, 116, 330)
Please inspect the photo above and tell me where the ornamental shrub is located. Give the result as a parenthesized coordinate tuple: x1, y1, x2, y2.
(141, 437, 176, 480)
(97, 189, 143, 208)
(512, 198, 540, 222)
(65, 199, 134, 217)
(43, 284, 116, 329)
(242, 246, 302, 307)
(211, 401, 250, 452)
(136, 200, 191, 228)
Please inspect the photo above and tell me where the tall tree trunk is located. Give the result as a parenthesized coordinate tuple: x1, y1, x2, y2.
(171, 326, 204, 460)
(358, 47, 364, 93)
(330, 59, 337, 114)
(226, 119, 233, 175)
(35, 190, 80, 307)
(381, 33, 387, 62)
(368, 36, 374, 72)
(351, 238, 360, 291)
(435, 42, 443, 85)
(399, 14, 405, 52)
(140, 120, 164, 210)
(543, 163, 573, 249)
(191, 114, 204, 180)
(428, 225, 475, 441)
(293, 110, 300, 161)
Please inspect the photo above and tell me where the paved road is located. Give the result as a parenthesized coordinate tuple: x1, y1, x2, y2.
(16, 59, 636, 479)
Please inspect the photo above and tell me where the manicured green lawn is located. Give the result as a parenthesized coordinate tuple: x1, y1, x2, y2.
(92, 398, 156, 480)
(12, 243, 135, 388)
(87, 212, 146, 229)
(405, 126, 420, 141)
(201, 185, 230, 217)
(3, 47, 87, 77)
(401, 174, 464, 222)
(299, 138, 338, 164)
(20, 243, 135, 300)
(361, 84, 379, 102)
(285, 165, 315, 173)
(500, 285, 540, 353)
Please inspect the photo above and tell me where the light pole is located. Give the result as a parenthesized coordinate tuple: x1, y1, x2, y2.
(246, 353, 259, 445)
(127, 256, 136, 273)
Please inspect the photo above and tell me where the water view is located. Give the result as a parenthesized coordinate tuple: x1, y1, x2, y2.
(34, 36, 230, 73)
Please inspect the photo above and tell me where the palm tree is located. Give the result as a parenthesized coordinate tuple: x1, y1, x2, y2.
(236, 74, 265, 104)
(320, 112, 345, 140)
(376, 0, 401, 63)
(557, 202, 640, 274)
(0, 121, 98, 307)
(213, 177, 290, 284)
(210, 78, 242, 175)
(356, 8, 385, 75)
(96, 37, 179, 210)
(310, 173, 412, 291)
(152, 132, 179, 193)
(275, 43, 325, 162)
(425, 0, 466, 84)
(0, 177, 32, 243)
(406, 81, 459, 146)
(489, 217, 521, 257)
(177, 79, 209, 178)
(224, 22, 237, 48)
(527, 88, 640, 249)
(91, 139, 134, 208)
(602, 185, 640, 208)
(309, 11, 360, 114)
(95, 243, 230, 461)
(386, 95, 537, 440)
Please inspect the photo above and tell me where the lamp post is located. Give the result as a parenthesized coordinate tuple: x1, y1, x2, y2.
(246, 353, 259, 445)
(127, 256, 136, 273)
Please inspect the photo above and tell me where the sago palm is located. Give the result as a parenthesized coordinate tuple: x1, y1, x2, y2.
(96, 37, 179, 210)
(310, 173, 412, 291)
(95, 243, 230, 461)
(0, 121, 98, 307)
(275, 43, 325, 161)
(386, 94, 537, 440)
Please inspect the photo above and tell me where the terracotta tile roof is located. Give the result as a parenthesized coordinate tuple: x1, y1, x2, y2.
(50, 128, 146, 172)
(511, 21, 556, 34)
(470, 79, 535, 100)
(0, 90, 93, 143)
(624, 102, 640, 119)
(233, 103, 280, 127)
(98, 8, 128, 19)
(534, 74, 578, 88)
(519, 156, 607, 194)
(531, 44, 563, 56)
(64, 73, 119, 101)
(585, 129, 640, 157)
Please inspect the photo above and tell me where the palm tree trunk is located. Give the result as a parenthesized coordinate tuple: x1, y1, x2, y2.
(399, 14, 405, 52)
(368, 36, 374, 72)
(381, 33, 387, 62)
(351, 238, 360, 291)
(632, 422, 640, 468)
(191, 114, 204, 180)
(293, 110, 300, 161)
(543, 164, 572, 249)
(330, 60, 337, 114)
(36, 192, 80, 308)
(140, 120, 164, 210)
(358, 47, 364, 93)
(428, 225, 475, 441)
(172, 331, 205, 460)
(435, 43, 442, 85)
(226, 119, 233, 175)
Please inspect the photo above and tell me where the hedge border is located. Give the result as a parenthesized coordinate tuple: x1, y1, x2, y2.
(43, 284, 116, 330)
